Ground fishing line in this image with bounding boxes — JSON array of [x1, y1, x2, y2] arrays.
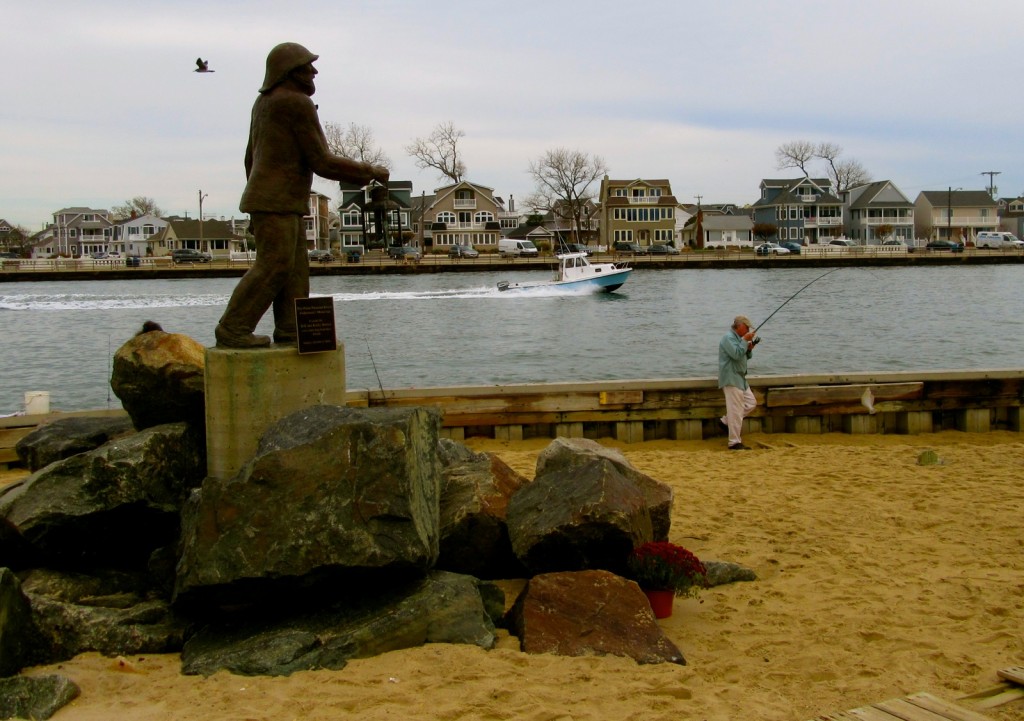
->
[[364, 335, 386, 404], [753, 268, 841, 336], [106, 334, 113, 407]]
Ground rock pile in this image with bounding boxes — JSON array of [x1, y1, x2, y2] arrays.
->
[[0, 332, 756, 716]]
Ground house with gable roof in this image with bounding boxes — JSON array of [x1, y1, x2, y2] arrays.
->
[[598, 177, 677, 250], [113, 213, 169, 257], [147, 218, 244, 259], [752, 178, 843, 245], [913, 190, 998, 243], [997, 196, 1024, 238], [417, 180, 504, 251], [50, 207, 115, 257], [842, 180, 915, 244], [337, 179, 413, 250]]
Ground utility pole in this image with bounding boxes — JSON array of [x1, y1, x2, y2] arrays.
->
[[198, 190, 208, 252], [980, 171, 1001, 199]]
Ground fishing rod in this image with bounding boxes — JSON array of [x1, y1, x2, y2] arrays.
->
[[752, 267, 841, 339]]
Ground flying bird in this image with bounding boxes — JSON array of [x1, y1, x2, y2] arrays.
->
[[195, 58, 214, 73]]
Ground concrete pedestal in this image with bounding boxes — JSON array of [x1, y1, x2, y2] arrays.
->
[[205, 345, 346, 480]]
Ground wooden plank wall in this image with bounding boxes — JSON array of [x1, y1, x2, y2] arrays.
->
[[346, 370, 1024, 443], [2, 371, 1021, 469]]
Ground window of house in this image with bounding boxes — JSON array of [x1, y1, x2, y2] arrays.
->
[[455, 189, 473, 201], [474, 211, 494, 223], [342, 211, 361, 226], [615, 189, 627, 197], [436, 211, 455, 224], [143, 225, 155, 236]]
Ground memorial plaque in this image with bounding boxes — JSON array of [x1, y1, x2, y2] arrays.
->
[[294, 297, 338, 354]]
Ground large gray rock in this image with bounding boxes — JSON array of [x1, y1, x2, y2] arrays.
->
[[15, 414, 136, 472], [505, 570, 685, 665], [507, 457, 652, 575], [175, 405, 442, 610], [437, 438, 529, 578], [181, 571, 496, 676], [0, 674, 80, 720], [19, 568, 191, 663], [0, 568, 43, 677], [0, 422, 205, 569], [110, 330, 206, 430], [536, 437, 674, 541]]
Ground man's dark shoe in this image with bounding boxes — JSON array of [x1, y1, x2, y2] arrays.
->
[[215, 324, 271, 349], [727, 443, 750, 451], [717, 419, 728, 432]]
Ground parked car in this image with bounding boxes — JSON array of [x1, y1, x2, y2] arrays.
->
[[388, 245, 422, 261], [613, 241, 647, 255], [448, 244, 479, 259], [925, 240, 965, 253], [555, 242, 593, 256], [828, 239, 855, 247], [780, 242, 803, 254], [89, 252, 110, 259], [881, 239, 907, 247], [755, 242, 791, 256], [171, 248, 212, 263], [648, 243, 680, 255], [308, 249, 335, 263]]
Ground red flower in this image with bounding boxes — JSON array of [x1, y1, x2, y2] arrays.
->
[[627, 541, 708, 597]]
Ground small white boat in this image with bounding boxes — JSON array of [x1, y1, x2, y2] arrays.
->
[[497, 252, 631, 293]]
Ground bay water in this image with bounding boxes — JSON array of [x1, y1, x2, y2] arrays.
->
[[1, 264, 1020, 414]]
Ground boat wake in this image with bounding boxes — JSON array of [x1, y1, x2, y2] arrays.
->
[[0, 292, 228, 311], [323, 285, 589, 302]]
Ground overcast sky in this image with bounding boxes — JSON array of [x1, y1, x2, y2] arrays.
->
[[4, 0, 1022, 230]]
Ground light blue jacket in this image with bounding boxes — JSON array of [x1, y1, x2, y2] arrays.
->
[[718, 330, 750, 390]]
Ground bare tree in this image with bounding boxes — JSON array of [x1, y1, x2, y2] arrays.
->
[[829, 158, 871, 193], [110, 196, 163, 220], [527, 148, 608, 244], [405, 121, 466, 184], [774, 141, 817, 176], [324, 121, 392, 169], [776, 140, 871, 193]]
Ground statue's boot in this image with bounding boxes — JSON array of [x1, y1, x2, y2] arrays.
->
[[273, 330, 297, 344], [215, 323, 271, 348]]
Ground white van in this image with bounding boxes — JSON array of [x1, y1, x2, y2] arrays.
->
[[976, 231, 1024, 249], [498, 239, 539, 258]]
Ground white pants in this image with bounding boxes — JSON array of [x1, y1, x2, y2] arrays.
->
[[721, 385, 756, 446]]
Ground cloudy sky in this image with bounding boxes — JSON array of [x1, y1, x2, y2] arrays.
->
[[3, 0, 1022, 230]]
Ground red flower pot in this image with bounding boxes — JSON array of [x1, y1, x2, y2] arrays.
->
[[643, 589, 674, 619]]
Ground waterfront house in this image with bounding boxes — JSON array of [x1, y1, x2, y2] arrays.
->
[[696, 214, 754, 248], [415, 180, 504, 252], [752, 178, 844, 246], [678, 203, 751, 248], [50, 207, 115, 257], [113, 214, 169, 257], [997, 196, 1024, 238], [337, 180, 413, 251], [913, 190, 999, 243], [597, 177, 677, 250], [149, 218, 244, 259], [842, 180, 915, 244], [306, 191, 333, 252]]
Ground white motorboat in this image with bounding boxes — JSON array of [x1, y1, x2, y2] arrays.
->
[[497, 252, 631, 293]]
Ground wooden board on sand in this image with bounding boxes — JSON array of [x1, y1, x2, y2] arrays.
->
[[808, 692, 993, 721]]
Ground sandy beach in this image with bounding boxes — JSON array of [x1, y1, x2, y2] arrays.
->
[[14, 430, 1024, 721]]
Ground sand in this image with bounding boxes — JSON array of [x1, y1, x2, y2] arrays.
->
[[15, 431, 1024, 721]]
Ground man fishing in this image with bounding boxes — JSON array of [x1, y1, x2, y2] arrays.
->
[[718, 315, 758, 450]]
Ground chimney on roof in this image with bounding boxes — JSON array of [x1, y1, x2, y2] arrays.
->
[[509, 195, 514, 212]]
